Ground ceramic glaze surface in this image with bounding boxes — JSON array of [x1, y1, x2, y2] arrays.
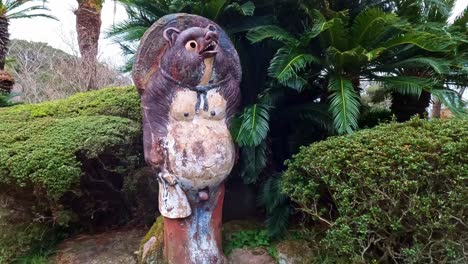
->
[[165, 89, 235, 190]]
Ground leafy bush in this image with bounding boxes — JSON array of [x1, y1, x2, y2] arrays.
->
[[283, 118, 468, 263], [0, 86, 143, 262]]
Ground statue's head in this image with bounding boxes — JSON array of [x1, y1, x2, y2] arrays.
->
[[160, 24, 220, 86]]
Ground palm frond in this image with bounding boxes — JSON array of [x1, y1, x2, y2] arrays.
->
[[247, 25, 296, 44], [268, 47, 319, 91], [328, 75, 360, 134], [236, 103, 271, 147], [6, 3, 56, 20]]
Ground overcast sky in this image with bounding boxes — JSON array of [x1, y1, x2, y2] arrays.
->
[[10, 0, 128, 67], [9, 0, 468, 68]]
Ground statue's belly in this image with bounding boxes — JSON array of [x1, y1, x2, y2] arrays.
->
[[165, 119, 235, 190]]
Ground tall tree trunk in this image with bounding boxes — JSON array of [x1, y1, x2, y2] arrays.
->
[[0, 15, 13, 93], [75, 0, 102, 90]]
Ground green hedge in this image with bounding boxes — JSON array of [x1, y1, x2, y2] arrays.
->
[[0, 86, 142, 262], [283, 118, 468, 263], [0, 86, 140, 122]]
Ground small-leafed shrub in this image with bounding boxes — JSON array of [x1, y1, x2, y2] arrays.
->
[[283, 118, 468, 263]]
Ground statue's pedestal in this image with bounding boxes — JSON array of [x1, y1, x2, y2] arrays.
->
[[163, 184, 225, 264]]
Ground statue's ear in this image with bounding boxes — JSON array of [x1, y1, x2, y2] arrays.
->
[[206, 24, 216, 32], [163, 27, 181, 47]]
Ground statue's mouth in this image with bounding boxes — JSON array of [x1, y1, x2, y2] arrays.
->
[[200, 40, 218, 59]]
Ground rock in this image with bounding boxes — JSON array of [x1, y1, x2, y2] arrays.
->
[[228, 248, 275, 264], [138, 216, 165, 264], [50, 228, 145, 264], [276, 240, 316, 264]]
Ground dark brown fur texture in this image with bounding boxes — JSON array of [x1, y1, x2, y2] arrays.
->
[[133, 14, 241, 170]]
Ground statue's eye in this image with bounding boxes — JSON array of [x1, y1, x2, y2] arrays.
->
[[185, 40, 198, 52]]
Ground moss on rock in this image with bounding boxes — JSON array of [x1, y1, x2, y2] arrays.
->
[[139, 216, 165, 264]]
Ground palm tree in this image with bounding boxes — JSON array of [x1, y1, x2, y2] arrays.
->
[[75, 0, 104, 90], [0, 0, 55, 93], [247, 7, 466, 134]]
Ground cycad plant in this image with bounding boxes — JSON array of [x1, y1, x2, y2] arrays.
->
[[247, 7, 466, 134], [0, 0, 55, 92], [387, 0, 468, 119]]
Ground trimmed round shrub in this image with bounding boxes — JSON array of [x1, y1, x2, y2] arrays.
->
[[283, 118, 468, 263]]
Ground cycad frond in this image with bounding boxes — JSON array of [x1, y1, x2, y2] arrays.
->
[[376, 76, 434, 97], [247, 25, 296, 44], [196, 0, 228, 20], [431, 88, 467, 116], [260, 173, 291, 237], [322, 12, 349, 51], [328, 75, 360, 134], [285, 103, 333, 131], [268, 47, 319, 91], [384, 32, 453, 52], [225, 1, 255, 16], [239, 141, 267, 184], [236, 103, 271, 147], [298, 9, 330, 44], [375, 57, 451, 74], [325, 46, 368, 74], [350, 8, 399, 47]]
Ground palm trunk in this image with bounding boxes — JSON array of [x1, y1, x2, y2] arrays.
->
[[75, 0, 102, 90], [0, 15, 13, 93], [431, 98, 442, 118], [0, 15, 9, 70]]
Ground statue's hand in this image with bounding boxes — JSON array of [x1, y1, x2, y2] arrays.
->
[[158, 172, 177, 186]]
